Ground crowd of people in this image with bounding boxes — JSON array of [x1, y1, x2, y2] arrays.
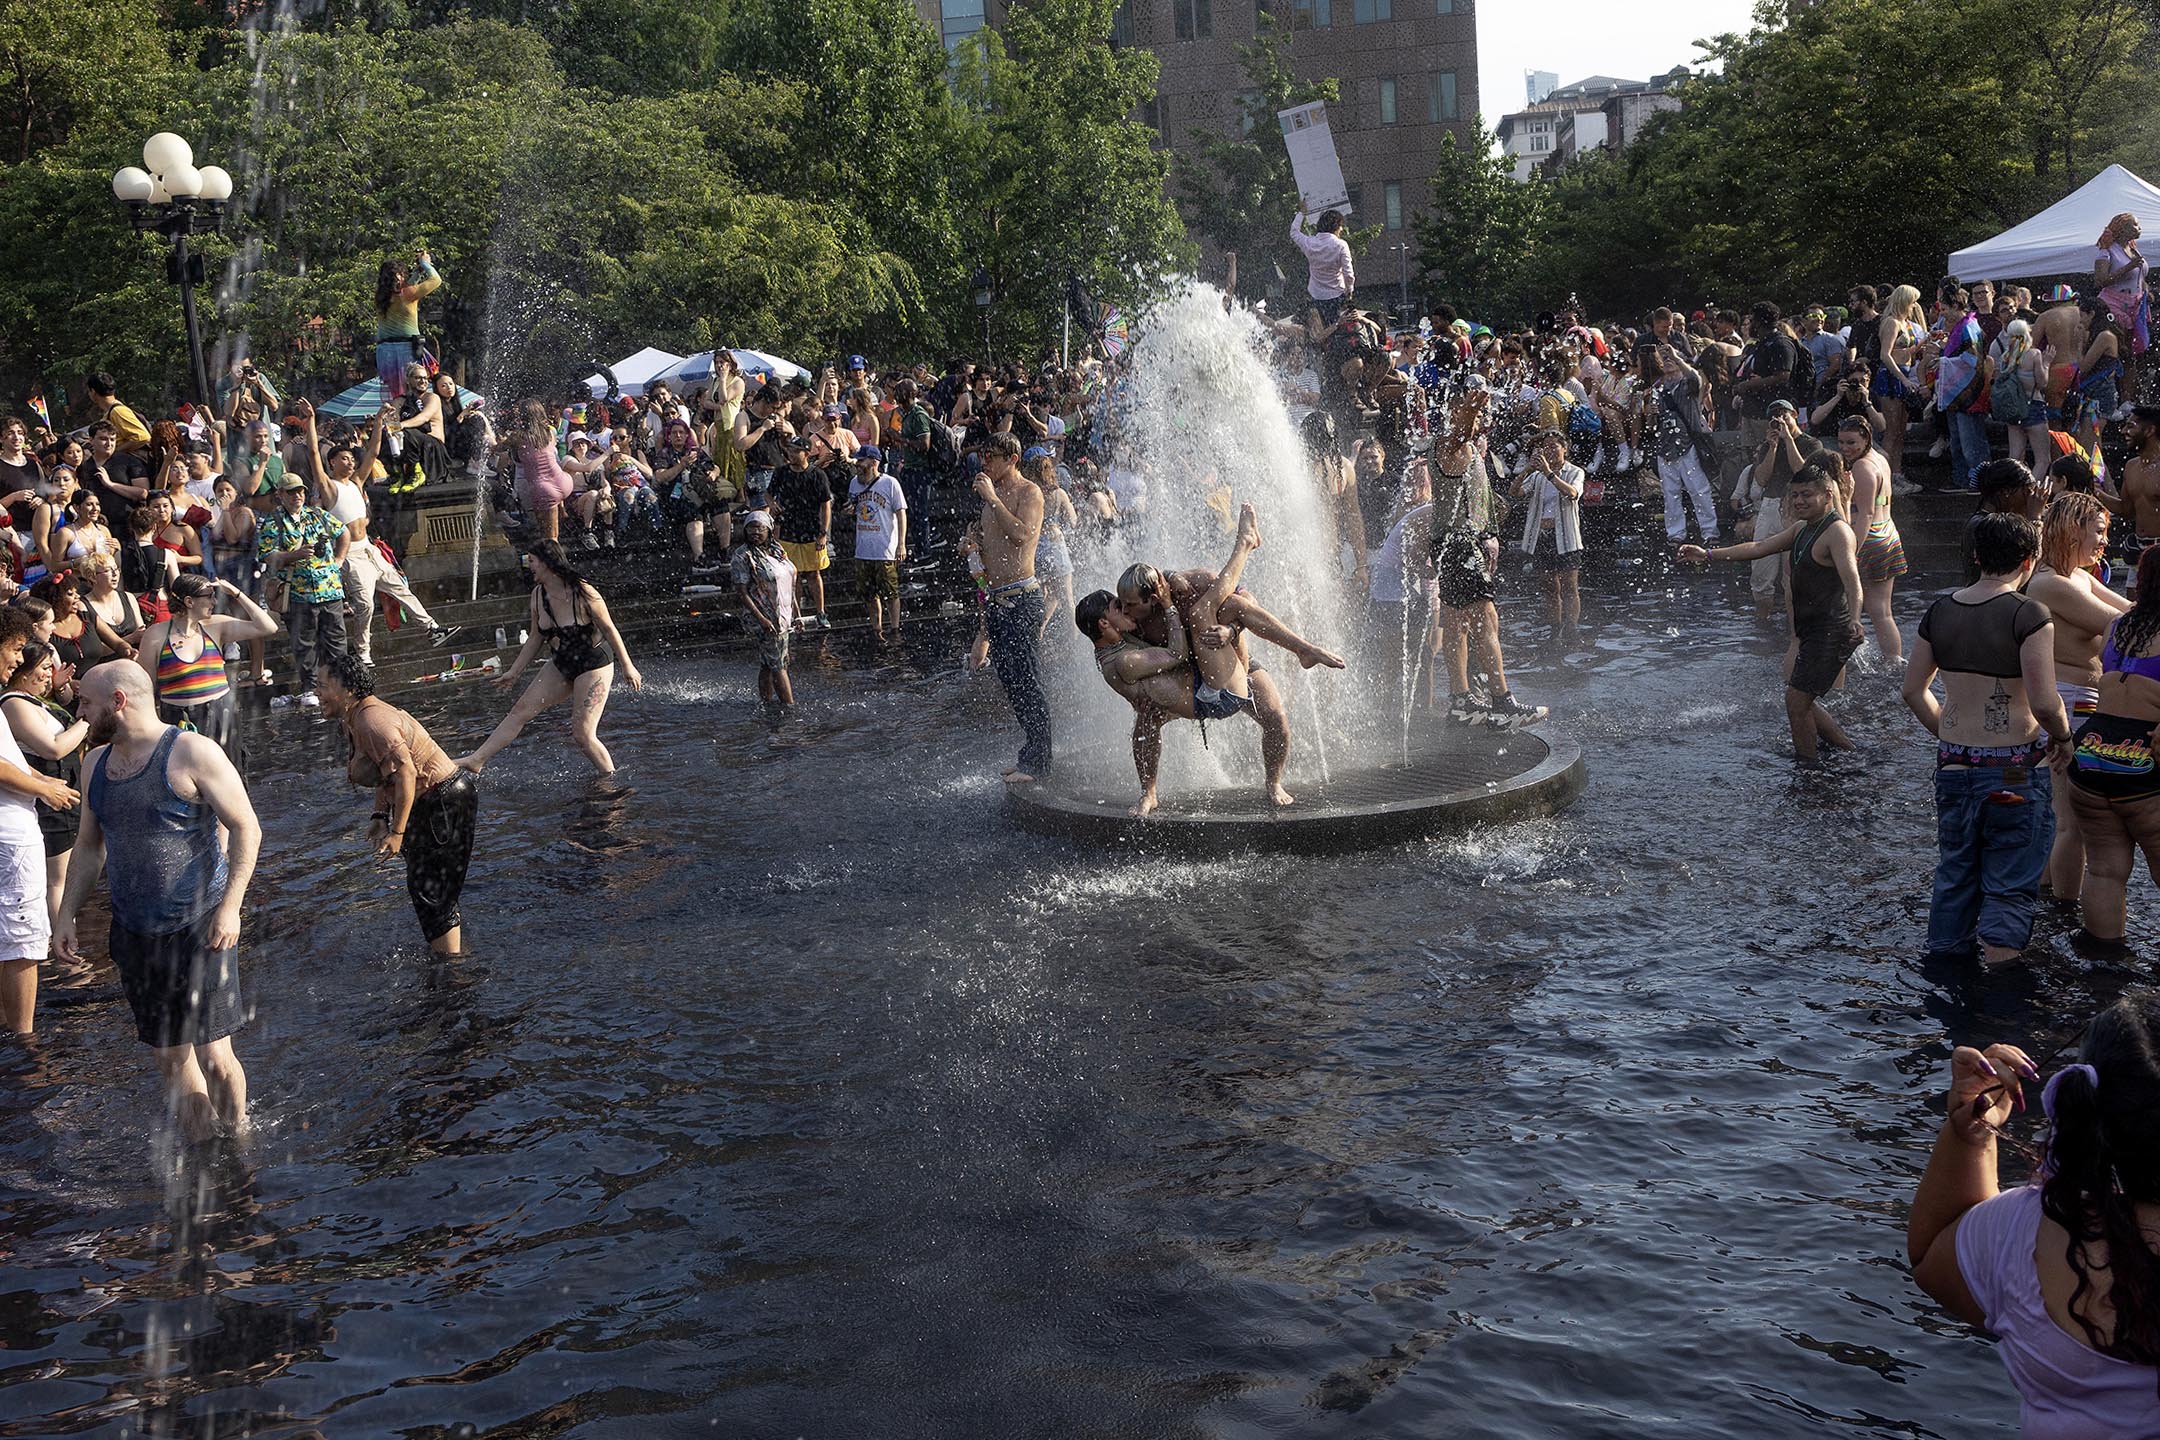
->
[[1, 209, 2159, 1425]]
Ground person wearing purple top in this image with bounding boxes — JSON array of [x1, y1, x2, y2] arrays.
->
[[1908, 993, 2160, 1436]]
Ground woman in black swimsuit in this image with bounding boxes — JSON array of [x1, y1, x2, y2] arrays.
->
[[455, 540, 642, 776]]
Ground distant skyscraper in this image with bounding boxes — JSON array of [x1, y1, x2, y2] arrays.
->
[[1525, 70, 1559, 105]]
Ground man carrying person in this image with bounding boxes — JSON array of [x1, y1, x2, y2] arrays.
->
[[57, 661, 262, 1143], [973, 434, 1051, 783], [316, 650, 478, 957], [1289, 207, 1356, 330], [847, 446, 907, 641], [1081, 503, 1292, 815], [86, 371, 150, 456]]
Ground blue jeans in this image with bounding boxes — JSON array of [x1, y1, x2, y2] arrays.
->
[[1928, 763, 2055, 956], [984, 586, 1052, 777], [1948, 409, 1990, 490]]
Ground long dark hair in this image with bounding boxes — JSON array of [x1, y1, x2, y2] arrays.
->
[[2041, 990, 2160, 1382], [526, 539, 592, 598], [375, 259, 405, 316], [2109, 548, 2160, 660]]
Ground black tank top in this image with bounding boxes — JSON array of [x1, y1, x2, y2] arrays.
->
[[1789, 517, 1852, 632]]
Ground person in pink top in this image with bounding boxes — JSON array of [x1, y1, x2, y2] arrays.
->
[[1908, 992, 2160, 1437], [492, 399, 575, 541]]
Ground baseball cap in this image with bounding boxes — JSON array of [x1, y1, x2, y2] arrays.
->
[[787, 435, 814, 449], [1767, 398, 1797, 416], [741, 508, 774, 528], [1022, 445, 1053, 462], [856, 444, 882, 462], [274, 473, 306, 491], [848, 354, 867, 369], [823, 403, 844, 417]]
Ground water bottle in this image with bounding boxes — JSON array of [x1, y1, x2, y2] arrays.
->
[[517, 628, 529, 644], [939, 599, 966, 618], [494, 626, 508, 648]]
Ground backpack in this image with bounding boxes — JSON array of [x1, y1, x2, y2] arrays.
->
[[1990, 349, 2034, 422], [923, 411, 961, 477], [1788, 338, 1816, 408]]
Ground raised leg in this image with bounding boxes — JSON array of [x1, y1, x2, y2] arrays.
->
[[459, 666, 572, 771]]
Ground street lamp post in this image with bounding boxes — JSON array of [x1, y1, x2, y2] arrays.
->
[[1391, 241, 1413, 325], [112, 132, 233, 408], [971, 267, 995, 361]]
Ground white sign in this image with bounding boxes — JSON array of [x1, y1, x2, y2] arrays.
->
[[1279, 101, 1351, 220]]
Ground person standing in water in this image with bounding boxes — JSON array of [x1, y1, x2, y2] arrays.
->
[[1681, 464, 1865, 761], [2025, 493, 2127, 904], [57, 661, 262, 1142], [731, 510, 796, 707], [317, 651, 478, 957], [457, 540, 641, 777], [973, 434, 1050, 783]]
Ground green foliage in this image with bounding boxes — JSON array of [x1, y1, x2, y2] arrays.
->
[[1523, 0, 2160, 322], [1172, 16, 1338, 302], [0, 0, 1188, 406], [1411, 122, 1548, 326]]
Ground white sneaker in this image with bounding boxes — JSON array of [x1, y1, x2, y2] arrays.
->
[[297, 691, 321, 709], [1928, 438, 1949, 459], [1615, 442, 1634, 470], [1891, 478, 1920, 497], [269, 694, 296, 709]]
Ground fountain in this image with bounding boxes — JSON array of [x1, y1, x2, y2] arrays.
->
[[1006, 283, 1584, 851]]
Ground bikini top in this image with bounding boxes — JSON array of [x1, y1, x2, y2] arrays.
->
[[2102, 619, 2160, 682]]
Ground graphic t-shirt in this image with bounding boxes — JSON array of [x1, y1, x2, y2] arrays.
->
[[849, 473, 908, 561]]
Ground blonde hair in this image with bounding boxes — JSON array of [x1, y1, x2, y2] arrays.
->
[[1886, 284, 1923, 324], [2041, 492, 2108, 576]]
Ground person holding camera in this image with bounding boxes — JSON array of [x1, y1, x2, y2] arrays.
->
[[256, 470, 350, 708], [1810, 364, 1885, 436], [657, 415, 730, 573]]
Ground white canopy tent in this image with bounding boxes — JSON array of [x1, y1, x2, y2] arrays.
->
[[584, 346, 687, 397], [1949, 164, 2160, 282]]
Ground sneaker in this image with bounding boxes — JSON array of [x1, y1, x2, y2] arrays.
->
[[430, 625, 464, 646], [269, 694, 296, 709], [256, 669, 274, 686], [1482, 691, 1549, 728], [1445, 695, 1480, 725], [1891, 478, 1920, 497], [297, 691, 321, 709], [1928, 437, 1949, 460], [580, 531, 600, 549]]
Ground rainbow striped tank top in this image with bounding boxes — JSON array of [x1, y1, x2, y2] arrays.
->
[[156, 628, 229, 706]]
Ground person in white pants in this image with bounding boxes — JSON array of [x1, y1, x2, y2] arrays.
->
[[294, 400, 459, 665], [1641, 346, 1723, 548]]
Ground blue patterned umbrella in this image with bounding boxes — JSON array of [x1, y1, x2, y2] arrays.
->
[[316, 376, 482, 420]]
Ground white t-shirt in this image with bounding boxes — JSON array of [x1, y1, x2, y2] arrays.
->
[[1369, 502, 1432, 604], [0, 722, 43, 849], [849, 474, 908, 561]]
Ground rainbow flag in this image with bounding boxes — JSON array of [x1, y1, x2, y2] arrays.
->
[[1101, 308, 1129, 358], [26, 389, 48, 429]]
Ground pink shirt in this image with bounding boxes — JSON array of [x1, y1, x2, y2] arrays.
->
[[1956, 1185, 2160, 1438], [1290, 212, 1355, 301]]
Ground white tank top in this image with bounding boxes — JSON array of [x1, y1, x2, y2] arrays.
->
[[327, 479, 366, 525]]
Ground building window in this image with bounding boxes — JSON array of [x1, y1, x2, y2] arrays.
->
[[1238, 89, 1258, 135], [1385, 181, 1403, 230], [1435, 0, 1451, 10], [1351, 0, 1389, 20], [1111, 0, 1135, 45], [1293, 0, 1330, 28], [1428, 71, 1457, 122], [941, 0, 985, 49], [1175, 0, 1212, 39], [1379, 77, 1396, 125]]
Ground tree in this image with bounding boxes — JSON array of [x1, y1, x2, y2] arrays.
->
[[947, 0, 1192, 356], [1411, 122, 1548, 325], [1172, 15, 1337, 303]]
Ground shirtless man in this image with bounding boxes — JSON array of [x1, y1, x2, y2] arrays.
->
[[1083, 505, 1280, 815], [2032, 286, 2089, 426], [2025, 492, 2128, 901], [2117, 406, 2160, 585], [973, 434, 1050, 782], [1106, 543, 1344, 810]]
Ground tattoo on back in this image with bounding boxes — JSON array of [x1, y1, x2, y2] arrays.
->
[[1983, 682, 2011, 733]]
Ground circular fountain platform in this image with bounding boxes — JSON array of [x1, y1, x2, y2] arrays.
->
[[1007, 719, 1585, 852]]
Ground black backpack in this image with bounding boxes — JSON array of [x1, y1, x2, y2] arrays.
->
[[923, 411, 961, 477], [1787, 337, 1816, 408]]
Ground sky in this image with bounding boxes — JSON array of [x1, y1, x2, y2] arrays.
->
[[1474, 0, 1760, 126]]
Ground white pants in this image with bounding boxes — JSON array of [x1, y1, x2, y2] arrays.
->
[[1656, 450, 1720, 542], [1749, 496, 1783, 597], [343, 542, 438, 663]]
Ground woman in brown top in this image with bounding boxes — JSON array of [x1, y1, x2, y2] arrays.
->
[[316, 650, 478, 957]]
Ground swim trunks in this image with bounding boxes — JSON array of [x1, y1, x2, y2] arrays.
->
[[109, 907, 246, 1048], [1193, 675, 1255, 722], [1789, 623, 1860, 699]]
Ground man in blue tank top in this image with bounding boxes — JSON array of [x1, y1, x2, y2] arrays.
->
[[56, 661, 262, 1143]]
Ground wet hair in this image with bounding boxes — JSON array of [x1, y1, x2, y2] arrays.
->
[[2132, 403, 2160, 432], [2050, 453, 2098, 492], [1299, 408, 1340, 458], [984, 433, 1022, 461], [525, 538, 589, 594], [317, 647, 376, 700], [2114, 549, 2160, 659], [1970, 510, 2040, 577], [375, 258, 406, 315], [1836, 415, 1873, 439], [170, 572, 216, 603], [1074, 589, 1117, 641], [1975, 457, 2035, 501], [2040, 492, 2108, 575], [2040, 991, 2160, 1382], [7, 639, 52, 688], [13, 596, 52, 626], [1115, 562, 1162, 603]]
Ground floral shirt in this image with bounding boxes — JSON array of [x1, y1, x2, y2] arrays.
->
[[257, 505, 346, 604]]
